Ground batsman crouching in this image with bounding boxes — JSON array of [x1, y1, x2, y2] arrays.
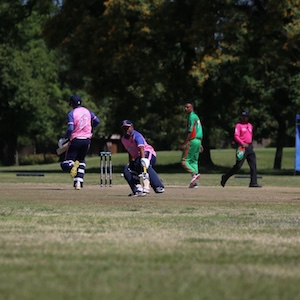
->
[[58, 94, 100, 190], [121, 120, 164, 197]]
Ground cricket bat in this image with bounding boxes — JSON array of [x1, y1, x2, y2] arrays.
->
[[141, 166, 150, 191], [56, 142, 69, 155]]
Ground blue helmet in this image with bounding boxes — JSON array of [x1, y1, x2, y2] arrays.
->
[[69, 94, 82, 107]]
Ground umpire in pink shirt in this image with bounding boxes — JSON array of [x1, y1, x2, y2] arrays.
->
[[221, 110, 262, 188]]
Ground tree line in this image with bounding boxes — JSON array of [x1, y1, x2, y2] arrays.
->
[[1, 0, 300, 168]]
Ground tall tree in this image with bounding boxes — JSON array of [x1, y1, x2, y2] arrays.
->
[[43, 0, 300, 169], [44, 0, 199, 150], [190, 0, 300, 168], [0, 0, 67, 165]]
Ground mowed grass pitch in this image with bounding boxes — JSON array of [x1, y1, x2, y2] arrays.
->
[[0, 148, 300, 300], [1, 178, 300, 300]]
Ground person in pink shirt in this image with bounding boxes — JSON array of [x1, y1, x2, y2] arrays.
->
[[221, 110, 262, 188], [58, 94, 100, 190]]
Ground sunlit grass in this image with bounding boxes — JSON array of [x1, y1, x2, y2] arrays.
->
[[0, 184, 300, 300]]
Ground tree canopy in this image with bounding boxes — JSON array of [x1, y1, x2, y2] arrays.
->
[[1, 0, 300, 167]]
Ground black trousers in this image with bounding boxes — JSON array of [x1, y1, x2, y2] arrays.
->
[[224, 144, 258, 184]]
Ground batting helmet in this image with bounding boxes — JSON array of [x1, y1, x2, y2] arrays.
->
[[69, 94, 82, 107], [121, 120, 133, 127]]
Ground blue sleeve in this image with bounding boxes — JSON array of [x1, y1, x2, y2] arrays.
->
[[64, 111, 74, 139], [65, 125, 73, 139], [134, 131, 145, 145], [90, 111, 100, 128]]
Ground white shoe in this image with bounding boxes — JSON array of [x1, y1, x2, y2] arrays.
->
[[70, 160, 79, 178], [189, 174, 200, 188], [189, 182, 198, 189], [143, 188, 150, 194], [155, 187, 165, 193], [74, 181, 81, 190], [128, 191, 146, 197]]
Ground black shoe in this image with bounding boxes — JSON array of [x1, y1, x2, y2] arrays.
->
[[249, 183, 262, 188], [221, 175, 226, 187]]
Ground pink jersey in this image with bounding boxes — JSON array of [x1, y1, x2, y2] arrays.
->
[[121, 129, 156, 160], [69, 107, 93, 140], [234, 122, 253, 145]]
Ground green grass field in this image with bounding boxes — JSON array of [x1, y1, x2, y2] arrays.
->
[[0, 149, 300, 300]]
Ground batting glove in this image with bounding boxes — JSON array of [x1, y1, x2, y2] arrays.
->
[[141, 158, 150, 169], [58, 137, 69, 148]]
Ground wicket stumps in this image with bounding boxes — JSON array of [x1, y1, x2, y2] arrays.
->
[[100, 151, 112, 187]]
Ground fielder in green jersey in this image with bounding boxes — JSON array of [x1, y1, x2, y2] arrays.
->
[[181, 102, 203, 188]]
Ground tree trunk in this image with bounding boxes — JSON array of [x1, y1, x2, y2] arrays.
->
[[200, 131, 214, 168], [0, 134, 18, 166], [273, 118, 287, 169], [273, 146, 283, 170]]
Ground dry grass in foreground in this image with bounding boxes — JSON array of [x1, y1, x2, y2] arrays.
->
[[0, 183, 300, 300]]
